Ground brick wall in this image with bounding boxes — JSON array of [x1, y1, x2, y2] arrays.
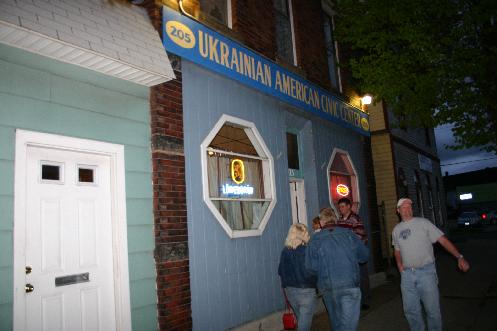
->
[[151, 65, 192, 330], [232, 0, 276, 58], [292, 0, 331, 90], [232, 0, 331, 89], [143, 1, 192, 330]]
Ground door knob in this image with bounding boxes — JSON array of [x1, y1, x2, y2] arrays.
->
[[26, 266, 32, 274], [25, 284, 34, 293]]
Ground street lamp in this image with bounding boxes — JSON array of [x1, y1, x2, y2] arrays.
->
[[361, 94, 372, 105]]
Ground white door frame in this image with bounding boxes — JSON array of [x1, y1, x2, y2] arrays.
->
[[289, 179, 308, 226], [13, 129, 132, 331]]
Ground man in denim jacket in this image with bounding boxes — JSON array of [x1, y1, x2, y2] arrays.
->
[[306, 208, 369, 331]]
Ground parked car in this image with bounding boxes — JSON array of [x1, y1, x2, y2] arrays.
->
[[487, 211, 497, 225], [480, 211, 491, 226], [457, 211, 482, 228]]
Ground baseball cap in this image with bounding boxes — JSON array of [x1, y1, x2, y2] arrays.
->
[[397, 198, 413, 208]]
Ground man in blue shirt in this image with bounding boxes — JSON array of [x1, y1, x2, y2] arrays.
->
[[306, 208, 369, 331]]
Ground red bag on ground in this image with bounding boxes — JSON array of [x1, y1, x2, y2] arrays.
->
[[282, 288, 297, 330]]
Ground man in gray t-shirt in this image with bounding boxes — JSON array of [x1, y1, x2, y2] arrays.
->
[[393, 198, 469, 331], [392, 217, 444, 268]]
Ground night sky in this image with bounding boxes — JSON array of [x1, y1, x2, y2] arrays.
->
[[435, 124, 497, 176]]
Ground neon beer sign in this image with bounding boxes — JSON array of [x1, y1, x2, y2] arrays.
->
[[231, 159, 245, 184], [336, 184, 350, 197], [222, 184, 254, 196]]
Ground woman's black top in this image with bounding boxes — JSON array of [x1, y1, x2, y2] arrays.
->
[[278, 245, 317, 288]]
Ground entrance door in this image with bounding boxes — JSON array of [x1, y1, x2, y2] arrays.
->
[[289, 180, 307, 225], [14, 130, 131, 331]]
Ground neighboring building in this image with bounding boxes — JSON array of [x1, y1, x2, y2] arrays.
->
[[368, 101, 447, 261], [444, 167, 497, 216], [0, 1, 174, 330], [143, 0, 381, 329]]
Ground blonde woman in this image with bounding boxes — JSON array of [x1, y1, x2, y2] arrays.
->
[[278, 224, 318, 331]]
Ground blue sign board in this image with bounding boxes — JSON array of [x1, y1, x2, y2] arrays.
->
[[162, 6, 370, 136]]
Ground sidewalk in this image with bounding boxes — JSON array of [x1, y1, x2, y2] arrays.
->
[[311, 226, 497, 330], [234, 227, 497, 331], [310, 276, 409, 331]]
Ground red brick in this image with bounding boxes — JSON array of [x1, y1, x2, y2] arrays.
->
[[292, 0, 331, 90], [144, 1, 191, 328], [232, 0, 276, 58]]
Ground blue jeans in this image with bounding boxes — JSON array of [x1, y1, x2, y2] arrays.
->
[[285, 287, 318, 331], [322, 287, 361, 331], [400, 263, 442, 331]]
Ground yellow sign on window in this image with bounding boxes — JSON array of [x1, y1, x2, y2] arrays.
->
[[231, 159, 245, 184]]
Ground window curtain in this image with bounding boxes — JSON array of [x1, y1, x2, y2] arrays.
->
[[207, 153, 265, 230]]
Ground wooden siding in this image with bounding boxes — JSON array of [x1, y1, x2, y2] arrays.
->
[[393, 141, 447, 227], [371, 133, 398, 257], [0, 44, 156, 331], [182, 62, 288, 331], [182, 61, 372, 330], [367, 100, 386, 132]]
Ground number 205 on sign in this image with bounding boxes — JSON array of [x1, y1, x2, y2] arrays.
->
[[166, 21, 196, 48]]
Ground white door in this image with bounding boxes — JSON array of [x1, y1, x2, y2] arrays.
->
[[289, 180, 307, 225], [21, 145, 116, 330]]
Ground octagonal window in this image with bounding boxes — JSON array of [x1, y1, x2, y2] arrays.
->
[[201, 115, 276, 238], [327, 149, 360, 212]]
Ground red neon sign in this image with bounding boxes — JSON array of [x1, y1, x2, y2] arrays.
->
[[336, 184, 350, 197]]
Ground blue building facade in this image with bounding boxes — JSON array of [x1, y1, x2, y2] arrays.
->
[[182, 61, 371, 329], [152, 2, 378, 329]]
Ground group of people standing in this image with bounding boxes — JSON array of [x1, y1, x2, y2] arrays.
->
[[278, 197, 470, 331], [278, 197, 368, 331]]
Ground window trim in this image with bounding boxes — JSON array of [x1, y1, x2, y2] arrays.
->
[[77, 164, 98, 186], [200, 114, 277, 238], [286, 128, 303, 178], [288, 0, 297, 66], [327, 148, 361, 215], [40, 160, 64, 184], [227, 0, 232, 29]]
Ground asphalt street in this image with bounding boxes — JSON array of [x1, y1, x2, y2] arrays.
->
[[310, 225, 497, 331]]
